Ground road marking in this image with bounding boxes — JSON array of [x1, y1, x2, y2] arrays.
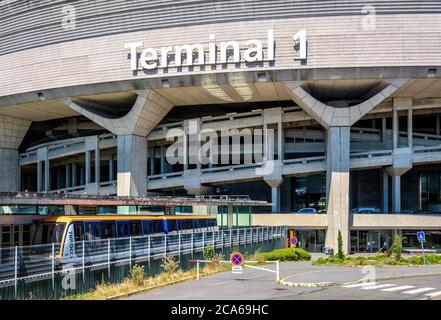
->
[[426, 291, 441, 298], [381, 285, 416, 292], [342, 282, 377, 288], [361, 284, 395, 290], [402, 287, 435, 295]]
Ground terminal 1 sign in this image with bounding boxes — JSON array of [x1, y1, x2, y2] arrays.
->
[[124, 29, 306, 71]]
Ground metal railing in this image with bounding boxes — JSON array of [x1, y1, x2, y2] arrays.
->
[[0, 226, 286, 297]]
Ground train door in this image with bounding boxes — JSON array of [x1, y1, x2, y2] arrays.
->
[[84, 222, 101, 255]]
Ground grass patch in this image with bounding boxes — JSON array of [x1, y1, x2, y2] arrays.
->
[[312, 253, 441, 267], [63, 254, 229, 300]]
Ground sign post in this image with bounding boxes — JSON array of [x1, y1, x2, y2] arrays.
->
[[230, 252, 244, 274], [417, 231, 426, 265]]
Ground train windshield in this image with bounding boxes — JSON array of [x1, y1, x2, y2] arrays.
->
[[33, 223, 66, 245]]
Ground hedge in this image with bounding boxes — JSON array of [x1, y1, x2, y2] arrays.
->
[[263, 248, 311, 262]]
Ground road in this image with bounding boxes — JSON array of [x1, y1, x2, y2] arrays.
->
[[127, 262, 441, 300]]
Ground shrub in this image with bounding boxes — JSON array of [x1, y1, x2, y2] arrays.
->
[[336, 230, 345, 260], [129, 264, 145, 285], [387, 234, 403, 260], [161, 255, 179, 274], [294, 248, 311, 260], [203, 245, 215, 261], [263, 248, 311, 262]]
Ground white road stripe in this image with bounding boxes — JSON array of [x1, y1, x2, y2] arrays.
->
[[426, 291, 441, 298], [381, 285, 416, 292], [342, 282, 377, 288], [361, 284, 395, 290], [402, 287, 435, 294]]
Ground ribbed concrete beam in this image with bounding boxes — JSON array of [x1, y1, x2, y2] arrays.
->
[[63, 90, 173, 137], [282, 79, 408, 129]]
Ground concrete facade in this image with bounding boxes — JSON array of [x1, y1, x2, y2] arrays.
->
[[2, 1, 441, 251]]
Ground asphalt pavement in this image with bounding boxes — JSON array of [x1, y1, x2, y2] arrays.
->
[[126, 261, 441, 300]]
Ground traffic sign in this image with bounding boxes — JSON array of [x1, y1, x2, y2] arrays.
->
[[417, 231, 426, 242], [291, 236, 298, 247], [232, 266, 243, 274], [230, 252, 244, 266]]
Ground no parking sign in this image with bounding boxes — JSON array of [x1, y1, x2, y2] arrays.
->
[[291, 236, 298, 248]]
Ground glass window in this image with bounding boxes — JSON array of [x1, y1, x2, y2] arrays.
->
[[2, 225, 10, 246], [153, 221, 163, 233], [102, 222, 116, 239], [143, 221, 152, 235], [33, 223, 66, 245], [182, 220, 193, 230], [130, 222, 142, 236], [22, 225, 31, 246], [167, 220, 177, 232], [74, 224, 84, 242]]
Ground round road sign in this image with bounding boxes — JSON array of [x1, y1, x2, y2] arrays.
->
[[291, 236, 298, 247], [230, 252, 244, 266]]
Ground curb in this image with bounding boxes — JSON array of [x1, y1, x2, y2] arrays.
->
[[279, 271, 441, 288]]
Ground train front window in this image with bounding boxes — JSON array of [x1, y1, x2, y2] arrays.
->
[[33, 223, 66, 245]]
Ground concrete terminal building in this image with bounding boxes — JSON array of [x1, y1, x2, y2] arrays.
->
[[2, 0, 441, 253]]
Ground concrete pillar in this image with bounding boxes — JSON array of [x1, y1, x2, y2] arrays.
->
[[44, 160, 49, 192], [277, 121, 284, 161], [393, 103, 399, 149], [37, 161, 43, 192], [160, 142, 165, 174], [382, 117, 387, 148], [109, 156, 114, 181], [85, 150, 91, 184], [65, 163, 70, 189], [325, 126, 350, 254], [407, 107, 413, 149], [117, 135, 147, 196], [95, 147, 100, 185], [0, 149, 20, 192], [392, 175, 401, 213], [271, 187, 281, 213], [72, 163, 77, 187], [149, 147, 155, 176], [383, 170, 389, 213]]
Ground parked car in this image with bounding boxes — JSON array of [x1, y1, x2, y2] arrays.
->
[[350, 207, 380, 214], [297, 207, 318, 214]]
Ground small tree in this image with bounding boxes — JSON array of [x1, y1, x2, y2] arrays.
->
[[393, 234, 402, 260], [336, 230, 345, 260], [161, 255, 179, 274], [386, 234, 403, 260], [129, 264, 145, 285]]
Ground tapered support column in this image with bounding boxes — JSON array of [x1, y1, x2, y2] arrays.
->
[[325, 126, 350, 254], [95, 147, 100, 185], [271, 187, 281, 213], [85, 150, 91, 184], [117, 135, 147, 196]]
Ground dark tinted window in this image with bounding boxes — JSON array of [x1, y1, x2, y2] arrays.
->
[[74, 224, 84, 242], [143, 221, 152, 235], [130, 222, 142, 236], [102, 223, 116, 239], [153, 221, 164, 233]]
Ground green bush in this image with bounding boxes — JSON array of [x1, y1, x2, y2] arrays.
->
[[203, 245, 215, 260], [129, 264, 145, 285], [263, 248, 311, 262]]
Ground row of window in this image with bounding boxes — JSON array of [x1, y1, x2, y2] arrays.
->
[[72, 219, 217, 242]]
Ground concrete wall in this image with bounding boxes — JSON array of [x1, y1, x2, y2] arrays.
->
[[252, 213, 327, 228], [2, 13, 441, 101], [0, 149, 19, 192]]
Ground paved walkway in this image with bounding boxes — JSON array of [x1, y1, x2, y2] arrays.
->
[[126, 261, 441, 300]]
